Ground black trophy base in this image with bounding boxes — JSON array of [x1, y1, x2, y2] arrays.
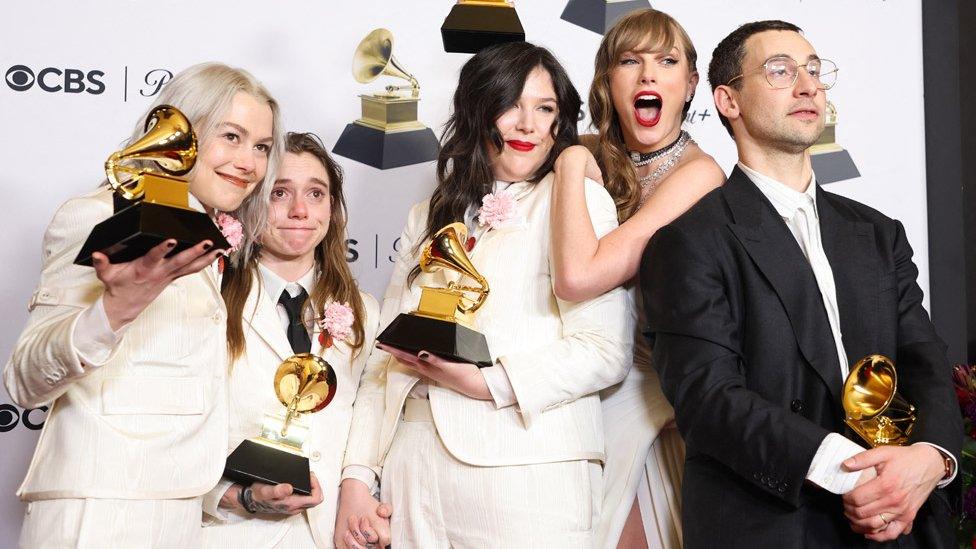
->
[[332, 124, 438, 170], [378, 313, 493, 369], [224, 439, 312, 496], [441, 3, 525, 54], [74, 201, 229, 266], [560, 0, 651, 35], [811, 149, 861, 184]]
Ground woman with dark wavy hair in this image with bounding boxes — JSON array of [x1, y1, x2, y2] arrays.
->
[[550, 9, 726, 549], [335, 41, 634, 548]]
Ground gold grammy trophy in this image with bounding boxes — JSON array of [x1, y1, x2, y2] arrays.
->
[[74, 105, 229, 265], [377, 223, 493, 368], [560, 0, 651, 35], [441, 0, 525, 53], [842, 354, 916, 447], [331, 28, 439, 170], [224, 353, 338, 496], [809, 101, 861, 184]]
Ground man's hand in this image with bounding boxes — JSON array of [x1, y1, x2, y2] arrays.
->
[[335, 478, 393, 549], [219, 474, 324, 516], [378, 343, 491, 400], [95, 239, 224, 330], [842, 445, 944, 542]]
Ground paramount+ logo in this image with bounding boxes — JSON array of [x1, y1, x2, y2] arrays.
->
[[5, 65, 105, 94]]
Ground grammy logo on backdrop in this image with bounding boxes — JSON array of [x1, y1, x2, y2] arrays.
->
[[332, 28, 439, 170], [809, 101, 860, 184], [441, 0, 525, 54], [560, 0, 651, 35]]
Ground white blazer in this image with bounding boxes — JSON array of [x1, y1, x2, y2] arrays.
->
[[201, 277, 380, 549], [344, 173, 635, 476], [3, 187, 229, 500]]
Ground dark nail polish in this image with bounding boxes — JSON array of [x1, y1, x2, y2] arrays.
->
[[166, 241, 176, 248], [202, 242, 213, 251], [418, 351, 430, 360]]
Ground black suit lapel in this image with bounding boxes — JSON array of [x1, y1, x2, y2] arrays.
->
[[817, 188, 880, 368], [724, 167, 844, 405]]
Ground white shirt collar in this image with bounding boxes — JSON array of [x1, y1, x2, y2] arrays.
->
[[257, 262, 315, 305], [738, 161, 819, 220], [187, 193, 207, 214]]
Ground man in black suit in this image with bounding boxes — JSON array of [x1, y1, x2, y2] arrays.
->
[[640, 20, 962, 547]]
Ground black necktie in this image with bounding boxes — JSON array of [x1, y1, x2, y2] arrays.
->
[[279, 287, 311, 354]]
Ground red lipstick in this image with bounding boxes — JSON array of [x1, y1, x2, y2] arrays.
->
[[506, 140, 536, 152]]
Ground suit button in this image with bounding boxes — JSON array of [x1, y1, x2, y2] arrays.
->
[[212, 312, 222, 324], [43, 376, 56, 386], [310, 451, 321, 461], [791, 399, 804, 413]]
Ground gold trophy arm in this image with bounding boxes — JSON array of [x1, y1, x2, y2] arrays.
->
[[104, 154, 146, 201]]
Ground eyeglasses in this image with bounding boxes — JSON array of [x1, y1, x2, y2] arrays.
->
[[727, 56, 838, 90]]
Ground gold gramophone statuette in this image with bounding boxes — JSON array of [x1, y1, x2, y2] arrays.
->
[[415, 222, 489, 327], [224, 354, 338, 496], [377, 223, 493, 368], [842, 354, 916, 446], [74, 104, 230, 266], [332, 28, 439, 170]]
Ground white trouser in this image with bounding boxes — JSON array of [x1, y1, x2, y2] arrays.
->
[[19, 496, 203, 549], [381, 398, 601, 549]]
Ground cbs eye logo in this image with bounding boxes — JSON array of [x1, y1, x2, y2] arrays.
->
[[0, 404, 47, 432], [5, 65, 105, 95]]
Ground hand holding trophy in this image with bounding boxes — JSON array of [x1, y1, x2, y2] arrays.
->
[[224, 353, 338, 496], [377, 222, 493, 368], [74, 105, 229, 265], [842, 354, 916, 447]]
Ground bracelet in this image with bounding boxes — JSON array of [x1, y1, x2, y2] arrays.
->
[[238, 485, 258, 514]]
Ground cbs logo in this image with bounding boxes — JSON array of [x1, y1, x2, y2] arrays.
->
[[0, 404, 47, 432], [5, 65, 105, 95]]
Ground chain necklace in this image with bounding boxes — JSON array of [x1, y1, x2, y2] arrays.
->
[[634, 130, 693, 206]]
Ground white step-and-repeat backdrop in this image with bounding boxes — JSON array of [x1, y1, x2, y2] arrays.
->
[[0, 0, 925, 542]]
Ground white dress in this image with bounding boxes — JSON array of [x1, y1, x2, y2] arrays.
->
[[596, 282, 685, 549]]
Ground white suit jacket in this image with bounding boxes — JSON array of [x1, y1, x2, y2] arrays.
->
[[201, 278, 380, 549], [3, 187, 229, 500], [344, 173, 635, 476]]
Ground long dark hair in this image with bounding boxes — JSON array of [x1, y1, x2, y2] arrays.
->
[[223, 132, 365, 363], [419, 41, 582, 247]]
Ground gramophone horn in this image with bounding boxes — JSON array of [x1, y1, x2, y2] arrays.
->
[[351, 28, 419, 90], [104, 105, 198, 201], [420, 222, 490, 313]]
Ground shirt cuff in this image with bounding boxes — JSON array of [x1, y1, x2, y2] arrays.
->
[[482, 363, 517, 409], [72, 296, 127, 367], [915, 442, 958, 488], [201, 478, 235, 523], [342, 465, 379, 495], [806, 433, 866, 494]]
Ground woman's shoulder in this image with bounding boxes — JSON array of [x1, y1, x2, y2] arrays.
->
[[670, 145, 726, 186]]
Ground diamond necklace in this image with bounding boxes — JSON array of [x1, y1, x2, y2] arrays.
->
[[634, 130, 693, 206]]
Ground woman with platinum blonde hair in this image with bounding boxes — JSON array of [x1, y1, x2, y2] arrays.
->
[[4, 61, 283, 548], [551, 9, 725, 548]]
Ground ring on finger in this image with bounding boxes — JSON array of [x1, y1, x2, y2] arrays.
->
[[879, 512, 891, 525]]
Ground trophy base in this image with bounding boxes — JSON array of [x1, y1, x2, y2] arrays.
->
[[224, 439, 312, 496], [378, 313, 493, 368], [811, 148, 860, 184], [560, 0, 651, 35], [74, 200, 230, 266], [441, 3, 525, 54], [332, 123, 438, 170]]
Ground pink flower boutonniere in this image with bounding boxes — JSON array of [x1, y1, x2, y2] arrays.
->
[[317, 302, 354, 349], [477, 190, 516, 230], [216, 212, 244, 253]]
